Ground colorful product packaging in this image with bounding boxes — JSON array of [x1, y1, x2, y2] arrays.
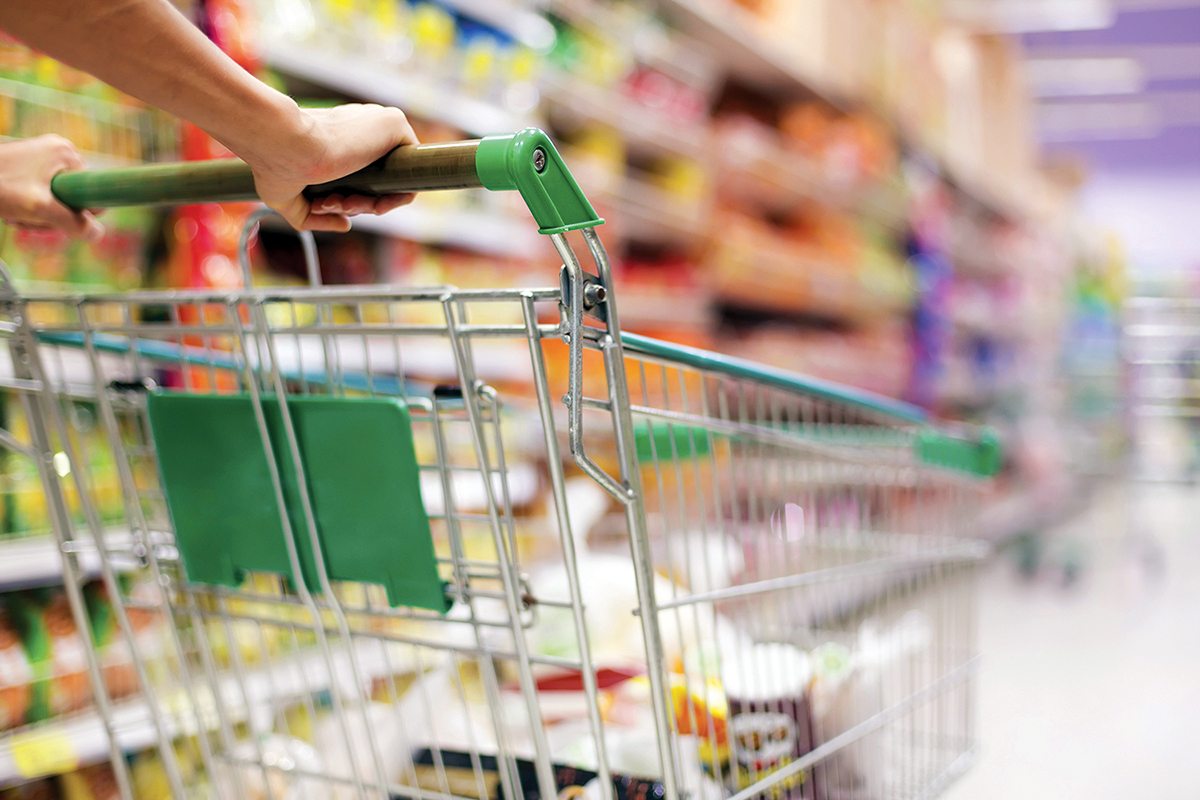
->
[[59, 762, 120, 800], [8, 590, 93, 723], [0, 778, 57, 800], [0, 605, 33, 730]]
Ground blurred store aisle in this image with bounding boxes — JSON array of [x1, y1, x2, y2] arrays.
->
[[947, 481, 1200, 799]]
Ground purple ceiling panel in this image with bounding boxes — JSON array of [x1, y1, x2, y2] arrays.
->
[[1024, 5, 1200, 171]]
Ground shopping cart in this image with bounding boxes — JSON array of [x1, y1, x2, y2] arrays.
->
[[0, 129, 996, 800]]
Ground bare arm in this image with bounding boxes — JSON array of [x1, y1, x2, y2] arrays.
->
[[0, 0, 417, 231]]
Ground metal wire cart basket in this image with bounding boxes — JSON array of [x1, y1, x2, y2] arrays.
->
[[0, 130, 997, 800]]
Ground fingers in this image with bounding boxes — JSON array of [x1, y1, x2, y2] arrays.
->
[[80, 211, 105, 241], [39, 138, 104, 240], [310, 193, 416, 217], [0, 136, 104, 240], [310, 194, 375, 216], [300, 213, 351, 233], [33, 196, 105, 241], [374, 193, 417, 214]]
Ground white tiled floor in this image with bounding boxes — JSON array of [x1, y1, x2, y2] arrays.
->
[[944, 481, 1200, 799]]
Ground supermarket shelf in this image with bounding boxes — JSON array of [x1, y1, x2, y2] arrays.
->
[[601, 176, 709, 246], [950, 310, 1021, 342], [652, 0, 844, 100], [439, 0, 557, 50], [710, 231, 908, 323], [263, 40, 536, 137], [264, 337, 537, 386], [348, 203, 545, 259], [0, 138, 142, 170], [0, 462, 542, 594], [715, 130, 907, 230], [713, 250, 859, 320], [949, 240, 1018, 279], [0, 530, 138, 591], [541, 70, 709, 158], [652, 0, 1031, 223], [0, 640, 406, 786], [617, 288, 715, 332], [420, 463, 540, 514], [548, 0, 720, 88]]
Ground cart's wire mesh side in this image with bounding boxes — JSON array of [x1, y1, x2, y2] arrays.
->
[[0, 282, 986, 800], [581, 340, 986, 800]]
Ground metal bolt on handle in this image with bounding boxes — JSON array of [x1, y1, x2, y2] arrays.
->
[[583, 283, 607, 308]]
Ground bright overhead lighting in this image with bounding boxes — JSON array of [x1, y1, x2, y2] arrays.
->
[[1037, 99, 1160, 141], [947, 0, 1116, 32], [1026, 58, 1144, 97]]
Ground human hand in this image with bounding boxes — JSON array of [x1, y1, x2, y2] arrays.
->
[[0, 135, 104, 239], [241, 103, 419, 232]]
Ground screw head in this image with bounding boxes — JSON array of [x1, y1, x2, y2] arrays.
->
[[532, 147, 547, 173], [584, 283, 607, 307]]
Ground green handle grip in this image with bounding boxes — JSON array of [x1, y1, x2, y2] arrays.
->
[[51, 139, 483, 209], [50, 127, 603, 235]]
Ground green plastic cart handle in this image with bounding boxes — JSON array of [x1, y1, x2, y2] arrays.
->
[[51, 127, 602, 236]]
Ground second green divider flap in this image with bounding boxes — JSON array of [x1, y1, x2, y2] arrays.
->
[[147, 393, 449, 613]]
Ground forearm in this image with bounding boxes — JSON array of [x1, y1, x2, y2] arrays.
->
[[0, 0, 311, 170]]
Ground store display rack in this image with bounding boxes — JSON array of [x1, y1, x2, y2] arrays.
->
[[0, 639, 402, 786]]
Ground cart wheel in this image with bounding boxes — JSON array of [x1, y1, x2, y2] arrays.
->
[[1052, 539, 1087, 587], [1010, 532, 1043, 579]]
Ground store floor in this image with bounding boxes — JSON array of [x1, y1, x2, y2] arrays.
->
[[944, 480, 1200, 799]]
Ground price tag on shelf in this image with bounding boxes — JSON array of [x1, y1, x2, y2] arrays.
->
[[10, 728, 79, 779]]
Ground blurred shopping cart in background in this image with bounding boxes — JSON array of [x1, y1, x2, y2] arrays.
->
[[1125, 296, 1200, 482], [0, 130, 997, 800]]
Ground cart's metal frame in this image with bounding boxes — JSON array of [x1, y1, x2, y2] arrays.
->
[[0, 129, 994, 800]]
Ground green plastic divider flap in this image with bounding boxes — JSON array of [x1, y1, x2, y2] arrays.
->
[[917, 428, 1002, 477], [147, 394, 449, 612], [475, 128, 604, 235], [635, 421, 712, 462]]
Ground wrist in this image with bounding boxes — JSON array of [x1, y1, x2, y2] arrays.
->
[[217, 90, 321, 178]]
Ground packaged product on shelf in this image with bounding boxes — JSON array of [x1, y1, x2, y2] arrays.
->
[[547, 16, 632, 89], [645, 155, 708, 201], [0, 208, 155, 292], [8, 589, 93, 723], [0, 392, 19, 536], [130, 739, 203, 800], [59, 762, 120, 800], [0, 32, 34, 81], [200, 573, 293, 670], [410, 1, 458, 71], [0, 778, 57, 800], [0, 605, 33, 730], [457, 20, 503, 100], [83, 579, 167, 701], [559, 126, 626, 195], [2, 392, 50, 535], [129, 749, 172, 800], [624, 66, 707, 124]]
